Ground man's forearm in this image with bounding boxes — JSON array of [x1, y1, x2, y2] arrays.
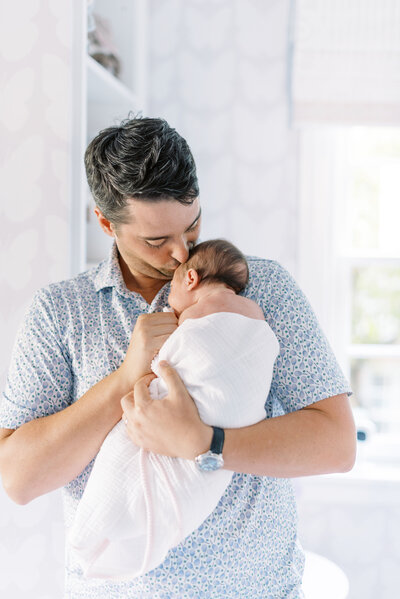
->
[[121, 367, 356, 476], [0, 370, 130, 505], [222, 394, 356, 477]]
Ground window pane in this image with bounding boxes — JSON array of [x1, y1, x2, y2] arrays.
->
[[351, 357, 400, 434], [352, 265, 400, 344], [348, 166, 380, 250], [345, 127, 400, 254]]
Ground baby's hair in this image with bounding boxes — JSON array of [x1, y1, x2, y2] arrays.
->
[[184, 239, 249, 294]]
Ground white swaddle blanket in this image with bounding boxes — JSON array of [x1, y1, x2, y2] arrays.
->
[[69, 312, 279, 580]]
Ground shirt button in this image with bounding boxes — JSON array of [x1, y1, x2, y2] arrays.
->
[[140, 302, 148, 311]]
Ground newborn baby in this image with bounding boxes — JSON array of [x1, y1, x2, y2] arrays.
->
[[69, 239, 280, 580]]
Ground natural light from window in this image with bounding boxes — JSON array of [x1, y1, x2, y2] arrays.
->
[[299, 125, 400, 457], [339, 128, 400, 439]]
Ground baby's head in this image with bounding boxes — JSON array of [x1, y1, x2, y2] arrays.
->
[[168, 239, 249, 315]]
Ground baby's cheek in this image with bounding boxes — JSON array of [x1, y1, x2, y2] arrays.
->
[[167, 289, 177, 309]]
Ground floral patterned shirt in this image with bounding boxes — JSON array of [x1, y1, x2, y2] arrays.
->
[[0, 244, 351, 598]]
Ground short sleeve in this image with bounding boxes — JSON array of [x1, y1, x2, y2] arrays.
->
[[0, 288, 73, 429], [256, 260, 352, 414]]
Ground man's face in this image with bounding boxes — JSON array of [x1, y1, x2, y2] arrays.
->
[[109, 198, 201, 281]]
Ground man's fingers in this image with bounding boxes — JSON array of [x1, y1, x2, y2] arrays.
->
[[152, 323, 179, 336], [120, 390, 135, 414], [138, 313, 178, 329], [121, 390, 135, 406], [134, 373, 156, 406], [158, 361, 187, 396], [138, 372, 157, 386], [156, 333, 176, 348], [139, 312, 177, 322]]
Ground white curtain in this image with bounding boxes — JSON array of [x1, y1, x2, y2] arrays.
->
[[291, 0, 400, 125]]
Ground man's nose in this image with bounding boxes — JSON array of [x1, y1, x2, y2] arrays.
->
[[170, 238, 190, 264]]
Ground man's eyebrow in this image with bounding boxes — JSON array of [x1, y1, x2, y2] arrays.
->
[[142, 208, 202, 241]]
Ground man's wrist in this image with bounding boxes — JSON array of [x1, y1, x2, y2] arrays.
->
[[190, 423, 213, 460], [194, 426, 225, 471], [115, 363, 146, 393]]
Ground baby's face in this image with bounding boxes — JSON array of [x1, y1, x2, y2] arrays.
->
[[168, 265, 191, 315]]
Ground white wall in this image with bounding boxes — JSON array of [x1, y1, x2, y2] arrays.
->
[[0, 1, 72, 597], [296, 470, 400, 599]]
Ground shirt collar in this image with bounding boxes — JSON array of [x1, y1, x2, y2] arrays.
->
[[93, 242, 171, 307], [93, 242, 132, 298]]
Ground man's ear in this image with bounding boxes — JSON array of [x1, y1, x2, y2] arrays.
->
[[185, 268, 200, 290], [94, 207, 116, 238]]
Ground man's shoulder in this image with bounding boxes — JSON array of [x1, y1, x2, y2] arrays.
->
[[245, 255, 288, 284], [32, 263, 103, 315], [243, 256, 300, 307], [44, 264, 99, 298], [50, 263, 99, 291]]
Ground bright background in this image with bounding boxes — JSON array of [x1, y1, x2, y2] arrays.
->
[[0, 1, 399, 598]]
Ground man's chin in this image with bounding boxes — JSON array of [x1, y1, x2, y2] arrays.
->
[[156, 266, 178, 279]]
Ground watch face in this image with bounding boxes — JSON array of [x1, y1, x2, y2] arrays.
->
[[195, 451, 224, 471]]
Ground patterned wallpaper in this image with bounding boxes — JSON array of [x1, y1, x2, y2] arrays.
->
[[0, 0, 71, 389], [147, 0, 299, 276], [0, 1, 71, 597], [0, 2, 299, 596], [1, 2, 396, 599]]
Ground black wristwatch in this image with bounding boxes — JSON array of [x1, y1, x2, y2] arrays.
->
[[194, 426, 225, 471]]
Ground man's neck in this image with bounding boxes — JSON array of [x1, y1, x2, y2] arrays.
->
[[118, 255, 167, 304]]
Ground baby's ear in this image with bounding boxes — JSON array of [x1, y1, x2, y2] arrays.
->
[[185, 268, 200, 289]]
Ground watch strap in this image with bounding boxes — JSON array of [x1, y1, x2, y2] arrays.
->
[[210, 426, 224, 455]]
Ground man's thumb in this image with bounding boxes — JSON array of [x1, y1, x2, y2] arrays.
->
[[158, 361, 186, 396]]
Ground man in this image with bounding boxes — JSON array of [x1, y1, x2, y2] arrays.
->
[[0, 117, 356, 598]]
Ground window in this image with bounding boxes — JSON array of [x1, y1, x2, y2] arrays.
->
[[343, 128, 400, 436], [298, 127, 400, 447]]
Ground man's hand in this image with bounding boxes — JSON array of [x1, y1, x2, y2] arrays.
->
[[118, 313, 178, 389], [121, 361, 213, 460]]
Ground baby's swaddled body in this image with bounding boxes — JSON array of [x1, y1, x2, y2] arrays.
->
[[69, 311, 279, 580]]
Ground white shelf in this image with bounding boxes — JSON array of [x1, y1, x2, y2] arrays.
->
[[70, 0, 148, 274], [87, 55, 140, 109], [86, 54, 144, 140]]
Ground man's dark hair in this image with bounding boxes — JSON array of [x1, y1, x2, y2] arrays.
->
[[185, 239, 249, 294], [84, 115, 199, 225]]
